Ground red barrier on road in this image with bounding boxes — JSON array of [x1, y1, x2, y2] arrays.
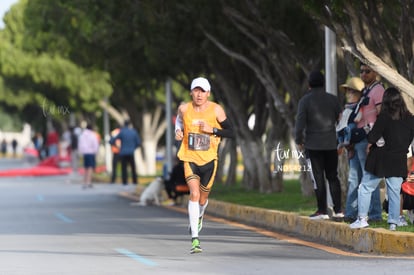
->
[[0, 155, 106, 177]]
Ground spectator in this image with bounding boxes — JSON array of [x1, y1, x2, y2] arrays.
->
[[11, 138, 18, 158], [110, 127, 121, 183], [110, 120, 141, 185], [32, 132, 44, 160], [46, 128, 59, 157], [350, 87, 414, 230], [343, 64, 384, 223], [78, 124, 100, 189], [402, 150, 414, 224], [61, 127, 72, 157], [336, 77, 364, 152], [70, 126, 81, 174], [295, 71, 343, 220], [382, 145, 414, 226], [1, 139, 7, 157]]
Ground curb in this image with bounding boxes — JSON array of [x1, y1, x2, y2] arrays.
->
[[206, 199, 414, 255], [118, 191, 414, 255]]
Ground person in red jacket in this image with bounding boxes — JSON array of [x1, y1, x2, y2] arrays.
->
[[46, 128, 59, 157]]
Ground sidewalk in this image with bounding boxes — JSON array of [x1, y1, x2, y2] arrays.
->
[[120, 190, 414, 256]]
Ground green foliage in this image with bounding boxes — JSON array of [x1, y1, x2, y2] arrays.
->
[[0, 40, 112, 112], [211, 179, 315, 215], [17, 0, 195, 118], [0, 109, 23, 131], [0, 0, 114, 128], [211, 179, 414, 232]]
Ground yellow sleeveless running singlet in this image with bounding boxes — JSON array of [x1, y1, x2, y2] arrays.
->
[[177, 102, 222, 166]]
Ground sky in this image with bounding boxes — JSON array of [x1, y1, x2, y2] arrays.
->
[[0, 0, 19, 29]]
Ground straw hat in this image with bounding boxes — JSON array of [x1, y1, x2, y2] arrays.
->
[[339, 77, 364, 93]]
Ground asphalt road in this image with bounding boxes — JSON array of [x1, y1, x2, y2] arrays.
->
[[0, 158, 414, 275]]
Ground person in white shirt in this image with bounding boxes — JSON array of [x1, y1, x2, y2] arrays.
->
[[78, 124, 100, 189]]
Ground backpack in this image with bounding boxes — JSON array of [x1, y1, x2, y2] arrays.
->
[[336, 104, 360, 133]]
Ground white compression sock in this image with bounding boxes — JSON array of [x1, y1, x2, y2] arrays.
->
[[188, 200, 200, 238], [199, 200, 209, 217]]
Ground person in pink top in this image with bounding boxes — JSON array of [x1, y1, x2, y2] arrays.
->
[[344, 63, 384, 223], [78, 124, 100, 189], [356, 70, 384, 129]]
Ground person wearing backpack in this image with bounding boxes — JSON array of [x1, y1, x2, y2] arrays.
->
[[343, 64, 384, 223]]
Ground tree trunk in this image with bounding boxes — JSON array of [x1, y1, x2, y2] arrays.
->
[[216, 138, 237, 186], [239, 138, 272, 192], [266, 128, 284, 193], [138, 108, 166, 175], [225, 138, 238, 186], [337, 149, 349, 208], [135, 139, 157, 175], [297, 153, 314, 197], [99, 102, 166, 176]]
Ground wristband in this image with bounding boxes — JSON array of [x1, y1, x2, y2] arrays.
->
[[213, 127, 222, 136]]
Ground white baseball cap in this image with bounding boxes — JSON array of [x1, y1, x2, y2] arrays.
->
[[190, 77, 211, 92]]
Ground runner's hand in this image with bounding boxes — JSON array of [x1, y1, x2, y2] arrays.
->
[[175, 129, 183, 141]]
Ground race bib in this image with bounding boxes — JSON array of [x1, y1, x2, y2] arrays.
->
[[188, 133, 210, 151]]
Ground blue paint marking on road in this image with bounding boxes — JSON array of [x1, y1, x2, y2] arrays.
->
[[55, 212, 74, 223], [36, 195, 44, 201], [115, 248, 157, 267]]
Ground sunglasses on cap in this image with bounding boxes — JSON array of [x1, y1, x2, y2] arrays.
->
[[360, 69, 372, 74]]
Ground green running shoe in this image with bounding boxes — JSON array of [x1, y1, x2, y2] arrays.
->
[[190, 238, 202, 254]]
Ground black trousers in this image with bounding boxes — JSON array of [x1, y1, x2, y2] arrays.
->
[[121, 154, 138, 185], [307, 149, 342, 214], [111, 153, 120, 183]]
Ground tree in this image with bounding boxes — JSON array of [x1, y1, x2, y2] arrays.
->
[[17, 0, 198, 175], [24, 0, 326, 190], [304, 1, 414, 104], [300, 0, 414, 198], [194, 0, 323, 194], [0, 0, 112, 129]]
